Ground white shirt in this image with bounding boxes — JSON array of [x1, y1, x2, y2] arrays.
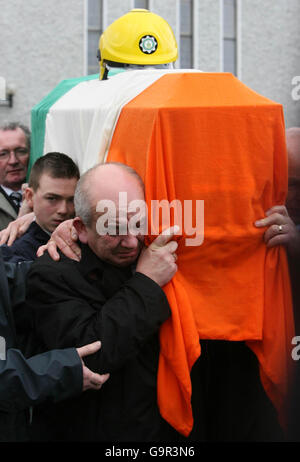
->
[[1, 185, 23, 197]]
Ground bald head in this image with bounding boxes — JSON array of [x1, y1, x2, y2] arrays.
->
[[74, 162, 144, 226], [91, 162, 143, 204], [286, 127, 300, 224]]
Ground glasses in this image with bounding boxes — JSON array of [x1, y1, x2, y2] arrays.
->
[[0, 148, 29, 160]]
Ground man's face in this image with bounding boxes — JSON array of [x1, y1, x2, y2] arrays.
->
[[0, 128, 29, 190], [26, 173, 77, 233], [76, 170, 146, 267], [84, 211, 145, 267]]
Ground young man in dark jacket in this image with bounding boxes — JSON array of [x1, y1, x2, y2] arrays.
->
[[1, 152, 79, 263]]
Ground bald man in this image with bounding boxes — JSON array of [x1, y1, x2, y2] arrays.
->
[[255, 129, 300, 318], [286, 127, 300, 225], [22, 162, 179, 442], [255, 128, 300, 440], [255, 127, 300, 254]]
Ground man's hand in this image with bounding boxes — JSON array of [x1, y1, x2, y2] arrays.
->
[[76, 341, 110, 392], [255, 205, 300, 256], [136, 226, 179, 287], [36, 219, 81, 261], [0, 212, 34, 246]]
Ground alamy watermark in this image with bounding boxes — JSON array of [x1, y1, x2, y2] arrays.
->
[[291, 76, 300, 101], [291, 336, 300, 361], [95, 193, 204, 246], [0, 336, 6, 360]]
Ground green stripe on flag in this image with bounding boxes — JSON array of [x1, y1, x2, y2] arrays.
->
[[29, 68, 126, 177], [29, 73, 99, 177]]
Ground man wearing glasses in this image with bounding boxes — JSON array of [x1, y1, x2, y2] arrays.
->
[[0, 122, 30, 231]]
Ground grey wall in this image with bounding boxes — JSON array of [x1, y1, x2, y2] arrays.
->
[[150, 0, 179, 60], [241, 0, 300, 128], [195, 0, 221, 72], [0, 0, 85, 128], [150, 0, 221, 72], [105, 0, 132, 28]]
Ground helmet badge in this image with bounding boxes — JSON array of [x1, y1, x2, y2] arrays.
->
[[139, 35, 158, 54]]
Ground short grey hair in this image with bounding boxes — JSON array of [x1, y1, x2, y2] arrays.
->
[[0, 122, 31, 151], [74, 167, 94, 226], [74, 162, 144, 226]]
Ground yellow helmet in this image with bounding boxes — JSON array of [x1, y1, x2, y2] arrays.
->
[[98, 9, 178, 79]]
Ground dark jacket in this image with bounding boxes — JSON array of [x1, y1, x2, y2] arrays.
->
[[287, 251, 300, 441], [0, 186, 18, 231], [0, 249, 83, 442], [1, 221, 49, 263], [24, 244, 179, 442]]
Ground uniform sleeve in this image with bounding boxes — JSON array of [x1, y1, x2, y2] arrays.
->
[[0, 347, 82, 412], [26, 263, 171, 373]]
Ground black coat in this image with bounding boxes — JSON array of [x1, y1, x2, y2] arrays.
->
[[0, 221, 49, 263], [0, 250, 82, 442], [24, 244, 179, 442]]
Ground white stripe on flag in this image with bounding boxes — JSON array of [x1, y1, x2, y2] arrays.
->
[[44, 69, 202, 173]]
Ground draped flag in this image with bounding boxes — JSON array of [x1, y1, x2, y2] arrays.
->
[[30, 69, 201, 174], [31, 70, 295, 436]]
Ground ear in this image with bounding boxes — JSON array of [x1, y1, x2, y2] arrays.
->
[[25, 187, 34, 209], [73, 217, 89, 244]]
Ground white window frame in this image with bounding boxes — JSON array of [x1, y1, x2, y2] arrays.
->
[[179, 0, 195, 69], [86, 0, 107, 75]]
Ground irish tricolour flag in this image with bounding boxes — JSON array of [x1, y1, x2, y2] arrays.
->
[[30, 69, 201, 173], [31, 70, 294, 436]]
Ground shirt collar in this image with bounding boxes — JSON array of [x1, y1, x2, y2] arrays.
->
[[29, 221, 53, 241], [1, 185, 22, 196]]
